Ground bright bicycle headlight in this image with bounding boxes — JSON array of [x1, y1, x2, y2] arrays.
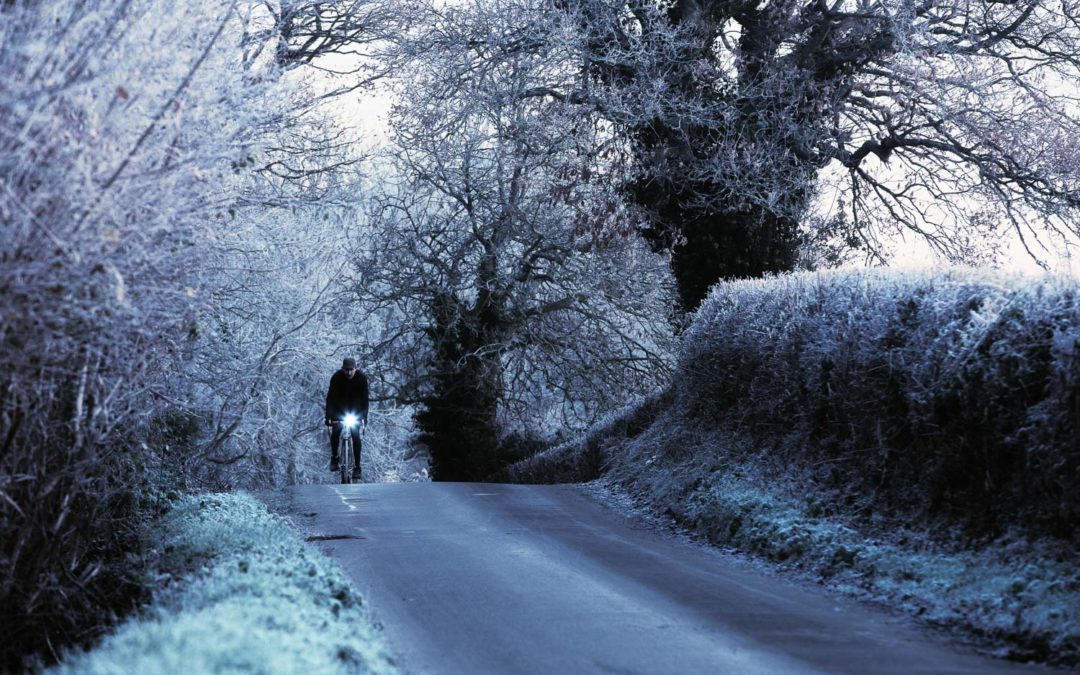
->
[[343, 413, 358, 429]]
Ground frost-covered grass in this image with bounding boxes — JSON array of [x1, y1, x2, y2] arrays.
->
[[576, 411, 1080, 665], [51, 493, 397, 675], [508, 267, 1080, 666], [629, 420, 1079, 652]]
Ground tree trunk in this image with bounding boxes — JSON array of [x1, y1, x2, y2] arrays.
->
[[416, 292, 505, 482]]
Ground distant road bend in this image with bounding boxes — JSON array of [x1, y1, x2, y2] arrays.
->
[[288, 483, 1045, 675]]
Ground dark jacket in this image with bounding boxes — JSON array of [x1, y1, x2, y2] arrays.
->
[[325, 369, 370, 423]]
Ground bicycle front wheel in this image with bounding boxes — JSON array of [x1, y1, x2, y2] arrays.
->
[[340, 433, 351, 484]]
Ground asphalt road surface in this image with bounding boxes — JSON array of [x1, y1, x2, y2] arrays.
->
[[286, 483, 1049, 675]]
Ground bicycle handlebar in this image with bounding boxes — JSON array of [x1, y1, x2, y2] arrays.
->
[[325, 416, 366, 429]]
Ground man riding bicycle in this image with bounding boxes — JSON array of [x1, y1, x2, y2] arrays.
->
[[325, 357, 369, 479]]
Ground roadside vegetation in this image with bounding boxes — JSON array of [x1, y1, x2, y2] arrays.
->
[[508, 267, 1080, 666], [1, 1, 405, 667], [50, 493, 397, 675], [7, 0, 1080, 669]]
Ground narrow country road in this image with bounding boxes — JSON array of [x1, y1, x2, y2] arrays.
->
[[286, 483, 1045, 675]]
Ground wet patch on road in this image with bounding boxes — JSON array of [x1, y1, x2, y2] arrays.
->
[[305, 534, 365, 542]]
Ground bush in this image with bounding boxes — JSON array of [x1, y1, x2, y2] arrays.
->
[[0, 0, 341, 666], [0, 422, 165, 671], [680, 267, 1080, 537], [500, 392, 667, 483]]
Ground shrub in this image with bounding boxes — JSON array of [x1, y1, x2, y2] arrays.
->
[[0, 0, 344, 666], [500, 392, 668, 483], [680, 267, 1080, 537]]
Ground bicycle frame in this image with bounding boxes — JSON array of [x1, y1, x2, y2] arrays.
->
[[333, 413, 362, 484]]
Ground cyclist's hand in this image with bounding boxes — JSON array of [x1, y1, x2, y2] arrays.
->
[[324, 418, 333, 427]]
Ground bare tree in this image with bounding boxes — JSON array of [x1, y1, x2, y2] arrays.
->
[[349, 0, 676, 480], [550, 0, 1080, 309], [143, 0, 422, 490], [241, 0, 415, 94]]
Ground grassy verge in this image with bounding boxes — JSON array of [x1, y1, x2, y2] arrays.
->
[[629, 419, 1079, 663], [514, 413, 1079, 665], [50, 492, 397, 674]]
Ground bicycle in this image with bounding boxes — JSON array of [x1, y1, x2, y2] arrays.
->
[[331, 413, 363, 484]]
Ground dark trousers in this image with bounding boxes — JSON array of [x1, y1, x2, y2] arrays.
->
[[330, 423, 362, 463]]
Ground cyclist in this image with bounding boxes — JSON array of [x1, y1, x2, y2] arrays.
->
[[325, 357, 369, 479]]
